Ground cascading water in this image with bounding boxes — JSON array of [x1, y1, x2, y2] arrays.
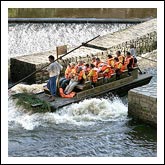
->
[[8, 23, 132, 57], [8, 23, 157, 157]]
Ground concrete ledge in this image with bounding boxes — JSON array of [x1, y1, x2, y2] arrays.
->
[[8, 17, 151, 23], [128, 88, 157, 127]]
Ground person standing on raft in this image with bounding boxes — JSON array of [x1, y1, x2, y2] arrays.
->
[[46, 55, 63, 102]]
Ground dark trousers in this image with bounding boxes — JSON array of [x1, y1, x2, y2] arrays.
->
[[59, 78, 70, 90]]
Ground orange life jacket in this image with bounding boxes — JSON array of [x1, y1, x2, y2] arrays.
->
[[101, 65, 108, 72], [59, 88, 76, 98], [121, 60, 127, 71], [68, 67, 76, 78], [96, 62, 103, 68], [114, 61, 123, 72], [91, 69, 98, 82], [118, 55, 125, 63], [105, 69, 112, 78], [77, 70, 84, 81], [126, 56, 134, 68], [65, 66, 71, 79], [107, 58, 115, 68]]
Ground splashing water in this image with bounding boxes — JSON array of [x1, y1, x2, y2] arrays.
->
[[10, 83, 46, 94], [8, 97, 127, 130], [8, 23, 132, 58]]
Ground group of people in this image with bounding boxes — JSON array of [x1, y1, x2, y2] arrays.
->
[[46, 45, 138, 101]]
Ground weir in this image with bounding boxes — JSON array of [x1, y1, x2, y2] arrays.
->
[[8, 17, 151, 23], [10, 18, 157, 84]]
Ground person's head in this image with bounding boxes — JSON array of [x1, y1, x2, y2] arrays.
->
[[78, 60, 84, 66], [126, 51, 131, 57], [85, 63, 89, 68], [108, 54, 113, 59], [48, 55, 55, 62], [90, 63, 95, 69], [92, 57, 96, 62], [114, 57, 119, 62], [116, 51, 121, 57], [70, 62, 76, 68], [96, 58, 101, 64], [77, 66, 83, 73], [130, 44, 134, 48]]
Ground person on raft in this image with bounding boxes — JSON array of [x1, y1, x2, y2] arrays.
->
[[46, 55, 63, 102], [64, 66, 86, 95]]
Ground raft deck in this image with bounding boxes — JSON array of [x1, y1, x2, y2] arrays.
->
[[36, 72, 152, 111]]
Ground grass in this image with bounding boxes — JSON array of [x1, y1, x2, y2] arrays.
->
[[12, 93, 51, 113]]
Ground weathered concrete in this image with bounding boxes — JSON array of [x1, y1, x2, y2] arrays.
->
[[10, 18, 157, 83], [10, 50, 53, 83], [10, 46, 105, 83], [128, 82, 157, 127]]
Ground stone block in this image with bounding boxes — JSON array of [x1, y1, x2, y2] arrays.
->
[[10, 58, 36, 84]]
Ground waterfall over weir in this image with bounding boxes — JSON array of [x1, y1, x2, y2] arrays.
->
[[8, 23, 133, 58]]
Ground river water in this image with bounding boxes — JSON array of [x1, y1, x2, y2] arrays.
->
[[8, 23, 157, 157]]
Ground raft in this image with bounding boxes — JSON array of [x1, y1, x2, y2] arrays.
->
[[36, 67, 152, 112]]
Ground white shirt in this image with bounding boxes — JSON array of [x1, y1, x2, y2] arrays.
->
[[47, 61, 63, 77]]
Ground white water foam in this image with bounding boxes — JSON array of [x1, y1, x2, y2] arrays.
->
[[8, 97, 128, 130], [8, 23, 132, 58], [10, 83, 46, 94]]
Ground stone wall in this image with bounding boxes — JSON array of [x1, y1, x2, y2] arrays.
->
[[108, 31, 157, 56], [59, 30, 157, 68], [128, 84, 157, 127]]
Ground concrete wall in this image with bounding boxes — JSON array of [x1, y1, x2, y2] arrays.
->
[[128, 85, 157, 127]]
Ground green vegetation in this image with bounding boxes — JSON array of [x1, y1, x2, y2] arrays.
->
[[12, 93, 51, 113]]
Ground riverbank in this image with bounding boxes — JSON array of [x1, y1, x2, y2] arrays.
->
[[8, 8, 157, 19]]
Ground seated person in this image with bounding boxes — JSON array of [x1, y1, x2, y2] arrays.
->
[[116, 50, 125, 63], [60, 62, 76, 90], [59, 63, 71, 90], [130, 44, 138, 67], [95, 58, 103, 68], [107, 54, 115, 68], [114, 57, 123, 79], [126, 51, 134, 75], [87, 64, 98, 87], [84, 63, 91, 75], [64, 66, 86, 95]]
